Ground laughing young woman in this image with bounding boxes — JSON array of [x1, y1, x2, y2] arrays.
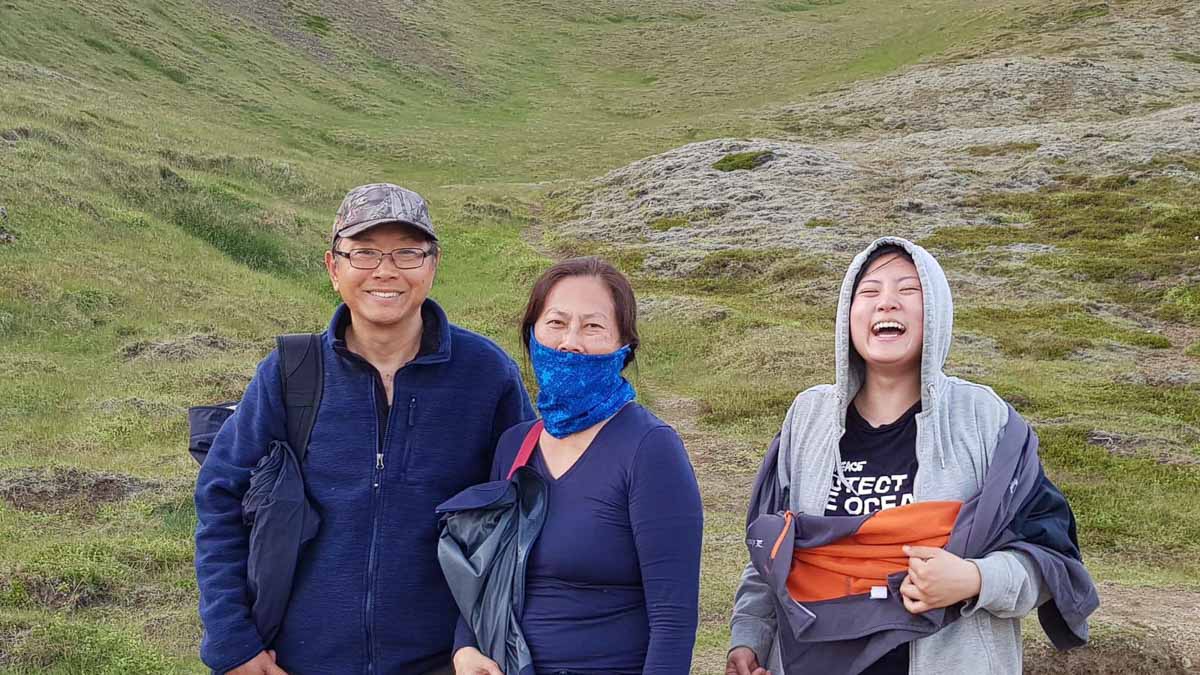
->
[[727, 237, 1093, 675]]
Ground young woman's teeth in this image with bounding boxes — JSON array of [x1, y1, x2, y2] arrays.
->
[[368, 291, 400, 298], [872, 321, 905, 335]]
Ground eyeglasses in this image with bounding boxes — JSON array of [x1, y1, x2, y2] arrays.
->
[[333, 247, 435, 270]]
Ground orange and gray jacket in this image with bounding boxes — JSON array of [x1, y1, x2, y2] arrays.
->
[[746, 405, 1098, 675]]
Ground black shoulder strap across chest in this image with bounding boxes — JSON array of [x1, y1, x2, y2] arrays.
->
[[277, 333, 324, 462]]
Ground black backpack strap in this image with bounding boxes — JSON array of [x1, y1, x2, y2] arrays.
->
[[277, 333, 324, 462]]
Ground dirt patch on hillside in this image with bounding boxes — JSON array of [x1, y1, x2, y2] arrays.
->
[[1087, 430, 1200, 465], [0, 467, 160, 514], [120, 333, 242, 362], [1027, 582, 1200, 673], [0, 622, 28, 667]]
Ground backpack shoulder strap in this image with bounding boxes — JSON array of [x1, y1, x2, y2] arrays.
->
[[506, 420, 545, 480], [277, 333, 324, 462]]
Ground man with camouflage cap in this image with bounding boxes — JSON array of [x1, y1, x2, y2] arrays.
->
[[196, 183, 534, 675]]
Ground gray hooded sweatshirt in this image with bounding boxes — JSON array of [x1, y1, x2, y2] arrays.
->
[[730, 237, 1048, 674]]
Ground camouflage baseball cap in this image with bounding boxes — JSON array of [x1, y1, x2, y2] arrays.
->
[[332, 183, 437, 242]]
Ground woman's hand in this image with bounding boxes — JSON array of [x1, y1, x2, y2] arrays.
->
[[899, 545, 982, 614], [452, 647, 504, 675], [228, 650, 288, 675], [725, 646, 771, 675]]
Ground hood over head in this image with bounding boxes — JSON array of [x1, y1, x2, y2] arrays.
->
[[834, 236, 954, 419]]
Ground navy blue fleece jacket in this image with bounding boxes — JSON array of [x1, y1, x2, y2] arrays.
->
[[195, 300, 533, 674]]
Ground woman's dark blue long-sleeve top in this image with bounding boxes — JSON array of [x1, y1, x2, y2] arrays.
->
[[454, 402, 703, 674]]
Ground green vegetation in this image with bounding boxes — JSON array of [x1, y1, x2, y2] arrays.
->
[[301, 14, 333, 36], [1, 0, 1197, 670], [1163, 285, 1200, 325], [1172, 51, 1200, 65], [1067, 4, 1111, 23], [767, 0, 846, 12], [957, 304, 1171, 360], [712, 150, 775, 171], [648, 215, 690, 231], [922, 172, 1200, 322], [966, 141, 1041, 156], [804, 217, 837, 228]]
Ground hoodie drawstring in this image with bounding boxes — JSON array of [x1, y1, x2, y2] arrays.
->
[[927, 384, 945, 469]]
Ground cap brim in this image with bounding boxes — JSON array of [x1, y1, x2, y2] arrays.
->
[[337, 218, 437, 241]]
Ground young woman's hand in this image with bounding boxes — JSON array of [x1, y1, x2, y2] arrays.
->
[[452, 647, 504, 675], [725, 646, 771, 675], [899, 545, 982, 613]]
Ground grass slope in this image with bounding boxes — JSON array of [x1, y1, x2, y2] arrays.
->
[[1, 0, 1196, 671]]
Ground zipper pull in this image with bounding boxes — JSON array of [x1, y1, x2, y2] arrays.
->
[[407, 396, 417, 427], [376, 452, 384, 470]]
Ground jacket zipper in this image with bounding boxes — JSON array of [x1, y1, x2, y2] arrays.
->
[[401, 395, 416, 480], [364, 380, 398, 675]]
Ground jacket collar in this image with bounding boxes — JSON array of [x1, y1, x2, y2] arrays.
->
[[325, 298, 452, 366]]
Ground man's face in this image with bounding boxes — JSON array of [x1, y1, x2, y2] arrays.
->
[[849, 253, 924, 373], [324, 222, 439, 331]]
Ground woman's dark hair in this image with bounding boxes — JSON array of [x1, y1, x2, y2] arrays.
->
[[852, 244, 915, 293], [520, 257, 640, 368]]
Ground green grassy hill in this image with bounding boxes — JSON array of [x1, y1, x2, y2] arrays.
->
[[1, 0, 1197, 672]]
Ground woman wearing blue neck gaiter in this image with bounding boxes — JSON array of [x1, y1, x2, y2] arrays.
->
[[452, 257, 703, 675]]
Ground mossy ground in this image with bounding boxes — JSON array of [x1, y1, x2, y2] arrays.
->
[[1, 0, 1197, 671]]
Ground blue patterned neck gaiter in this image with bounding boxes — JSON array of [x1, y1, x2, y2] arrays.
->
[[529, 335, 636, 439]]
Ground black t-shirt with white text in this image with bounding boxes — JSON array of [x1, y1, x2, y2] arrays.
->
[[825, 399, 921, 675], [826, 401, 921, 516]]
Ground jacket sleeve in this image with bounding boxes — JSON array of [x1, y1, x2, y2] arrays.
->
[[963, 549, 1048, 618], [730, 561, 778, 664], [452, 618, 479, 655], [730, 395, 809, 663], [962, 403, 1050, 619], [490, 360, 534, 448], [194, 352, 287, 673], [630, 426, 704, 674]]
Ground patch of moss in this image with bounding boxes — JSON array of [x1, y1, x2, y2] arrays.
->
[[692, 248, 788, 280], [603, 14, 652, 24], [301, 13, 332, 36], [966, 142, 1041, 157], [1067, 4, 1110, 22], [923, 175, 1200, 323], [766, 0, 845, 11], [804, 217, 837, 228], [767, 256, 829, 283], [712, 150, 774, 172], [958, 304, 1172, 359], [1172, 52, 1200, 65], [1186, 341, 1200, 358], [127, 46, 189, 84], [81, 36, 115, 54], [1162, 285, 1200, 326], [648, 216, 690, 231]]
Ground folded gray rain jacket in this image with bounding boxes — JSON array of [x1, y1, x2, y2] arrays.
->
[[746, 406, 1098, 675], [437, 423, 547, 675]]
